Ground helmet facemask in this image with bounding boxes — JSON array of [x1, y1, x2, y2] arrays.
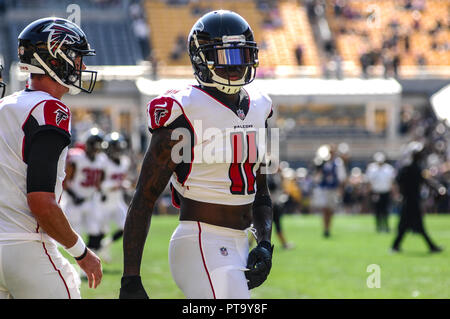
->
[[190, 34, 259, 94]]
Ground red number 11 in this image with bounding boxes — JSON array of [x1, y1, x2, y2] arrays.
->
[[229, 131, 258, 195]]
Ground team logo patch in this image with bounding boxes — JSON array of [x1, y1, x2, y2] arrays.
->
[[54, 109, 69, 125], [220, 247, 228, 256], [237, 108, 246, 120], [148, 97, 174, 129], [43, 23, 81, 58], [154, 106, 169, 126]]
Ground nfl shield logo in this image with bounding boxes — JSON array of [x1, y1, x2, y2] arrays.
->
[[220, 247, 228, 256], [237, 108, 245, 120]]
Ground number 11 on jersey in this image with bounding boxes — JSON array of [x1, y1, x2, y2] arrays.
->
[[229, 131, 258, 195]]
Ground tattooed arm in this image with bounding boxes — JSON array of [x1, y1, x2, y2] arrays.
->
[[122, 127, 178, 276]]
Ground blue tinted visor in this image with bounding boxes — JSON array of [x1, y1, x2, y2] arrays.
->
[[214, 46, 252, 66]]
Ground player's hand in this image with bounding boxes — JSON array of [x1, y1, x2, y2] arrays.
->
[[119, 275, 149, 299], [245, 241, 274, 290], [76, 248, 103, 289]]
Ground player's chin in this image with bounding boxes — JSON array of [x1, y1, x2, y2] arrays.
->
[[216, 67, 245, 81]]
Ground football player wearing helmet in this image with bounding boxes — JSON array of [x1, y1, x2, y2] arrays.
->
[[63, 128, 108, 256], [121, 11, 273, 299], [0, 64, 5, 98], [96, 132, 132, 262], [0, 18, 101, 299]]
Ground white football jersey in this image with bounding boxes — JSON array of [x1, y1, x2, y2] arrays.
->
[[147, 84, 272, 206], [0, 90, 71, 239], [66, 149, 107, 199], [366, 162, 396, 193], [101, 155, 130, 200]]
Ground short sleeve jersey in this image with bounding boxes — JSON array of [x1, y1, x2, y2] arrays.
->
[[0, 90, 71, 237], [147, 84, 273, 206]]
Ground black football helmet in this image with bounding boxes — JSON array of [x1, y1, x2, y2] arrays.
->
[[188, 10, 259, 94], [104, 132, 128, 160], [18, 17, 97, 95], [84, 127, 104, 156], [0, 65, 5, 98]]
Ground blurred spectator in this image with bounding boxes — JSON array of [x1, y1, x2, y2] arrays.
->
[[133, 18, 151, 60], [129, 1, 151, 61], [366, 152, 396, 232], [295, 45, 304, 65], [150, 52, 159, 80], [411, 10, 421, 31], [170, 34, 186, 61], [359, 51, 371, 78]]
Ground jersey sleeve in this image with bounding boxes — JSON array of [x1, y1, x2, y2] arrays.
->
[[29, 99, 71, 135], [22, 99, 71, 163], [147, 95, 184, 133]]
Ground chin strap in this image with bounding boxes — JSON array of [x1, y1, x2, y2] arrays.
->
[[195, 74, 242, 95]]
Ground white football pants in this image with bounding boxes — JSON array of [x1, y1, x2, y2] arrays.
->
[[169, 221, 251, 299], [0, 240, 81, 299]]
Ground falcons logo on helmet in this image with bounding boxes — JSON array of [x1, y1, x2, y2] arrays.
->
[[54, 109, 69, 125], [154, 108, 169, 126], [43, 23, 81, 58]]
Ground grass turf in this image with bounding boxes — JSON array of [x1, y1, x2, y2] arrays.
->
[[72, 213, 450, 299]]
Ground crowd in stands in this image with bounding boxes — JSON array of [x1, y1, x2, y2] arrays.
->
[[329, 0, 450, 78], [129, 0, 152, 62]]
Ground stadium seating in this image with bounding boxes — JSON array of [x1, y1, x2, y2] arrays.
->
[[1, 0, 143, 68], [326, 0, 450, 72], [144, 0, 320, 70]]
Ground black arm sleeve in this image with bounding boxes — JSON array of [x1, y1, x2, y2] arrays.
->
[[26, 130, 71, 193]]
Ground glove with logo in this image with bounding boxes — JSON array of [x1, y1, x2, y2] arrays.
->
[[245, 240, 274, 289], [119, 275, 149, 299]]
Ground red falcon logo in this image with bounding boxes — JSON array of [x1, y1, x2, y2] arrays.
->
[[154, 107, 169, 126], [54, 109, 69, 125], [148, 97, 174, 129], [43, 23, 81, 58]]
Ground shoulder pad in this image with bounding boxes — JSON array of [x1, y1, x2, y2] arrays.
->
[[147, 96, 183, 131], [31, 99, 71, 133]]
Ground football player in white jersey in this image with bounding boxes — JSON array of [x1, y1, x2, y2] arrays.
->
[[97, 132, 131, 261], [63, 128, 108, 254], [0, 18, 102, 299], [120, 11, 274, 299]]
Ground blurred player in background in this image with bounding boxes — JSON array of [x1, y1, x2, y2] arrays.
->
[[120, 10, 274, 299], [97, 132, 131, 261], [269, 166, 295, 250], [0, 17, 101, 298], [312, 144, 347, 238], [392, 142, 443, 253], [63, 128, 107, 254], [366, 152, 396, 233]]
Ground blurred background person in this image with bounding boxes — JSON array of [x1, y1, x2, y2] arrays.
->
[[268, 164, 295, 250], [366, 152, 396, 233], [97, 132, 133, 262], [391, 142, 443, 253], [62, 128, 107, 254], [311, 144, 347, 238]]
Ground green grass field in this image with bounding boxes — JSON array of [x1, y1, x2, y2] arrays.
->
[[72, 213, 450, 299]]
